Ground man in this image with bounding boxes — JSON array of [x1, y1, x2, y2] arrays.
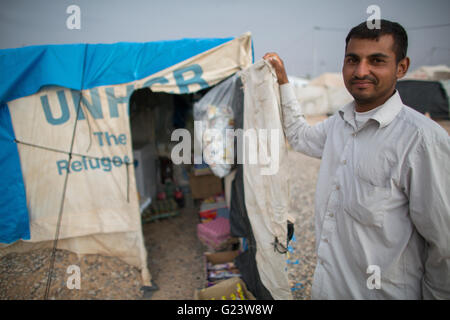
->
[[264, 19, 450, 299]]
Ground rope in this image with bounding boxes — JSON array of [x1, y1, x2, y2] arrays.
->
[[14, 139, 133, 209], [16, 134, 133, 298], [272, 237, 288, 254], [14, 139, 132, 165], [84, 98, 94, 154], [408, 23, 450, 30], [43, 45, 86, 300], [25, 93, 133, 298], [126, 162, 130, 203], [43, 93, 82, 300]]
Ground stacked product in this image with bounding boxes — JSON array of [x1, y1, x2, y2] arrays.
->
[[198, 195, 228, 223], [206, 261, 241, 287], [197, 217, 231, 251]]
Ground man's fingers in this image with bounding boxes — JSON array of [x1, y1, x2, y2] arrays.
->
[[263, 52, 289, 84], [264, 53, 284, 68], [263, 52, 277, 58], [263, 52, 280, 61]]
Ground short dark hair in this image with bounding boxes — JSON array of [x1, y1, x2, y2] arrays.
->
[[345, 19, 408, 63]]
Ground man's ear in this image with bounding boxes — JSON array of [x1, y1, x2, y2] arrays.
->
[[396, 56, 410, 79]]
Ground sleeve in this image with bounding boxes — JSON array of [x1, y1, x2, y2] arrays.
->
[[406, 132, 450, 299], [280, 83, 330, 159]]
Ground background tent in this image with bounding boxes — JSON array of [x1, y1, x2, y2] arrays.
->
[[0, 33, 253, 286], [397, 65, 450, 120], [397, 64, 450, 120], [290, 72, 353, 116], [404, 65, 450, 81], [396, 80, 450, 120]]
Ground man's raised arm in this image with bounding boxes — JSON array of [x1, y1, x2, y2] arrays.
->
[[263, 53, 330, 159]]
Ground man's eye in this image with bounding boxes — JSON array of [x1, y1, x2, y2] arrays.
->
[[346, 58, 356, 64], [373, 58, 385, 64]]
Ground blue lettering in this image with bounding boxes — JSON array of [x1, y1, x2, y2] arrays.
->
[[71, 160, 82, 172], [41, 90, 70, 125], [81, 156, 88, 170], [93, 132, 104, 146], [105, 84, 135, 118], [56, 155, 131, 174], [93, 131, 127, 146], [57, 159, 69, 175], [71, 90, 82, 119], [101, 157, 112, 171], [173, 64, 208, 94], [104, 131, 119, 146], [89, 158, 100, 169], [72, 88, 103, 120], [118, 134, 126, 145], [112, 156, 123, 167], [143, 76, 169, 88]]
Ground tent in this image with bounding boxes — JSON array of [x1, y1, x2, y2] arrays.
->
[[291, 72, 353, 116], [396, 80, 450, 120], [398, 64, 450, 120], [404, 64, 450, 81], [0, 33, 253, 286], [287, 75, 309, 88]]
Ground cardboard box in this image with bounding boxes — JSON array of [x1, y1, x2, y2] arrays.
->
[[194, 163, 213, 176], [189, 173, 223, 199], [204, 250, 240, 287], [194, 277, 256, 300], [205, 250, 240, 265]]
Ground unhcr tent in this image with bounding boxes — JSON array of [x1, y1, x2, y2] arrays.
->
[[0, 33, 253, 286]]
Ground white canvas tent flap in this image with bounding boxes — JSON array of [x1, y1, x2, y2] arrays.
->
[[240, 59, 293, 300]]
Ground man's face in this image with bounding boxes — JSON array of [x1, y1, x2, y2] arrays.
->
[[342, 34, 408, 111]]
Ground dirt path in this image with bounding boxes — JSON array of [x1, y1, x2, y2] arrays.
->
[[143, 206, 206, 300]]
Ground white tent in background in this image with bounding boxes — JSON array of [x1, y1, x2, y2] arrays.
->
[[309, 72, 345, 88], [291, 72, 353, 116], [288, 75, 309, 88], [405, 65, 450, 81]]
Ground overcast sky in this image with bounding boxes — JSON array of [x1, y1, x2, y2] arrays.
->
[[1, 0, 449, 78]]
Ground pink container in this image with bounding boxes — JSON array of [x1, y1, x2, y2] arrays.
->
[[197, 217, 230, 250]]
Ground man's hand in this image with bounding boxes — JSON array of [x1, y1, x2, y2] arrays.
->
[[263, 52, 289, 85]]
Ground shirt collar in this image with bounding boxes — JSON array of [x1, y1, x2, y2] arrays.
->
[[338, 90, 404, 129]]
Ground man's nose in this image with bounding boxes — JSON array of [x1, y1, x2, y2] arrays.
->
[[353, 60, 370, 78]]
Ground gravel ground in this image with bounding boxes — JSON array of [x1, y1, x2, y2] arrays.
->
[[0, 248, 143, 300], [286, 150, 321, 300], [143, 204, 208, 300], [0, 117, 323, 301]]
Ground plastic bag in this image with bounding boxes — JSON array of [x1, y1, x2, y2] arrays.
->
[[194, 73, 240, 177]]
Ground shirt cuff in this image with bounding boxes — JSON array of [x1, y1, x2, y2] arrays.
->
[[279, 82, 298, 105]]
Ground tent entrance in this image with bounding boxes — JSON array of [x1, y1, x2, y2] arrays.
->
[[129, 87, 211, 214], [128, 87, 217, 299]]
